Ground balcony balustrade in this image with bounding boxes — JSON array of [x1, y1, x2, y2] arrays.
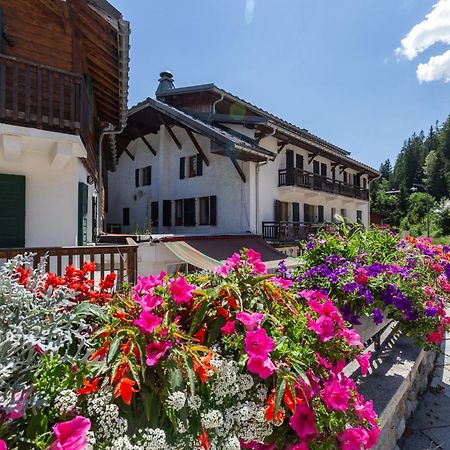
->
[[0, 54, 90, 144], [262, 221, 337, 243], [278, 168, 369, 201]]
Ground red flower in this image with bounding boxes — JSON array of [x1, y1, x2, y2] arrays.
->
[[45, 273, 66, 289], [77, 377, 101, 395], [16, 266, 30, 286], [88, 341, 110, 361], [216, 307, 230, 319], [194, 326, 207, 344], [100, 273, 116, 290], [111, 362, 130, 384], [264, 392, 285, 424], [82, 261, 96, 273], [198, 430, 210, 450], [193, 352, 215, 383], [113, 377, 138, 405]]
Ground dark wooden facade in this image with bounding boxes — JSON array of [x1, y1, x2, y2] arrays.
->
[[0, 0, 129, 178]]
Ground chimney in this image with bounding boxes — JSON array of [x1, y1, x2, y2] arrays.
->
[[156, 71, 175, 96]]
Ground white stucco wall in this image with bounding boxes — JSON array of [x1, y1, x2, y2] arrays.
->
[[107, 121, 371, 238], [0, 125, 96, 247]]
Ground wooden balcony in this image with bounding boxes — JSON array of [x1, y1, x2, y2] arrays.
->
[[262, 221, 331, 243], [0, 238, 138, 286], [278, 168, 369, 201], [0, 54, 90, 144]]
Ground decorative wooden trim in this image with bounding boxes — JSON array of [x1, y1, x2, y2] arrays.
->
[[185, 129, 210, 166], [277, 141, 288, 154], [308, 152, 319, 164], [230, 157, 246, 183], [339, 165, 348, 175], [159, 114, 182, 149], [124, 148, 135, 161], [140, 136, 157, 156]]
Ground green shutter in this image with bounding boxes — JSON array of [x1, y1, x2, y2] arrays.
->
[[78, 182, 88, 246], [0, 174, 25, 248]]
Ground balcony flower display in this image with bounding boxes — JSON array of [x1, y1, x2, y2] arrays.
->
[[289, 225, 450, 348], [0, 230, 447, 450]]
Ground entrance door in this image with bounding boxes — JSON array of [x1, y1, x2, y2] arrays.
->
[[0, 174, 25, 248]]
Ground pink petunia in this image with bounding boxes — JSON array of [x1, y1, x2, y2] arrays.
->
[[246, 249, 268, 274], [145, 341, 173, 366], [169, 277, 196, 304], [247, 356, 276, 379], [138, 293, 163, 311], [289, 403, 317, 441], [340, 328, 363, 348], [236, 312, 264, 331], [426, 331, 444, 344], [221, 320, 236, 335], [338, 426, 369, 450], [133, 311, 162, 334], [48, 416, 91, 450], [308, 297, 343, 325], [244, 328, 274, 358], [7, 390, 29, 420], [0, 439, 6, 450], [321, 377, 350, 411], [307, 315, 335, 342], [356, 352, 371, 376], [355, 400, 378, 427], [270, 277, 293, 289]]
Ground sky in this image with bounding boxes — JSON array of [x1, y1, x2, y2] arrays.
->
[[110, 0, 450, 170]]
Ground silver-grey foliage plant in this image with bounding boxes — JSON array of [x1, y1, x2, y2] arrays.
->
[[0, 255, 90, 415]]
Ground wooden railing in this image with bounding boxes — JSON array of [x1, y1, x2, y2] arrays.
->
[[262, 221, 319, 242], [0, 54, 90, 143], [0, 238, 138, 286], [279, 168, 369, 201]]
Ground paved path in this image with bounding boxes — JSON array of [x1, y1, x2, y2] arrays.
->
[[399, 335, 450, 450]]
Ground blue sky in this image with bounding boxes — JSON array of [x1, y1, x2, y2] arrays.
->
[[110, 0, 450, 170]]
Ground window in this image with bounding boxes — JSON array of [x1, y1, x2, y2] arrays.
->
[[320, 163, 327, 177], [286, 150, 294, 169], [135, 169, 139, 187], [163, 200, 172, 226], [175, 200, 184, 226], [135, 166, 151, 186], [151, 202, 159, 227], [340, 208, 347, 218], [296, 154, 304, 170], [199, 196, 217, 226], [187, 155, 203, 178], [122, 207, 130, 226], [292, 202, 300, 222], [331, 207, 337, 222], [304, 204, 314, 223], [357, 210, 363, 224], [183, 198, 196, 226], [142, 166, 151, 186], [362, 178, 367, 189], [318, 205, 324, 223], [313, 160, 320, 174], [343, 171, 348, 184]]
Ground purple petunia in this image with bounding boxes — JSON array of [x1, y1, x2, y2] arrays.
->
[[372, 308, 384, 325]]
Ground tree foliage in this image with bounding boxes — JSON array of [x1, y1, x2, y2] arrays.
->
[[371, 115, 450, 237]]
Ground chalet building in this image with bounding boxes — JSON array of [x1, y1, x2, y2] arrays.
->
[[0, 0, 129, 248], [108, 72, 379, 259]]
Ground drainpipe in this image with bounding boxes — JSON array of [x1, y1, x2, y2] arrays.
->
[[212, 93, 224, 114], [255, 128, 276, 234], [97, 123, 126, 240]]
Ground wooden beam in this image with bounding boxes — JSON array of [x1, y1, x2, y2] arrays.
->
[[230, 158, 246, 183], [339, 165, 348, 175], [277, 141, 288, 154], [140, 136, 157, 156], [124, 148, 135, 161], [158, 114, 182, 149], [308, 151, 319, 164], [185, 129, 210, 166]]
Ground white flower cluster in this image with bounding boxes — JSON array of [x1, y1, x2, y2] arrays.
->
[[187, 394, 201, 410], [53, 389, 78, 416], [201, 409, 224, 429], [166, 391, 186, 411], [210, 358, 240, 404], [87, 389, 127, 441], [105, 427, 168, 450]]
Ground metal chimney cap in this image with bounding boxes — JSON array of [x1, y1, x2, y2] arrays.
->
[[159, 70, 173, 80]]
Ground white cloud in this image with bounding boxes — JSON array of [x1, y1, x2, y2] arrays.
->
[[396, 0, 450, 59], [417, 48, 450, 82], [244, 0, 256, 24]]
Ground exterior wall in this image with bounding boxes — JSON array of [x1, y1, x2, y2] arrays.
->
[[108, 123, 371, 238], [0, 124, 96, 247], [108, 125, 252, 235]]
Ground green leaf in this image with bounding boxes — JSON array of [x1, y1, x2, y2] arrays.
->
[[206, 316, 226, 346], [107, 337, 121, 364], [182, 354, 196, 395], [26, 411, 48, 439], [128, 356, 141, 388], [169, 367, 183, 391], [274, 375, 286, 417], [73, 303, 108, 322], [189, 299, 210, 335], [291, 361, 310, 388]]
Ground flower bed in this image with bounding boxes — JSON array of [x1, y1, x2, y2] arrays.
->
[[0, 227, 448, 450]]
